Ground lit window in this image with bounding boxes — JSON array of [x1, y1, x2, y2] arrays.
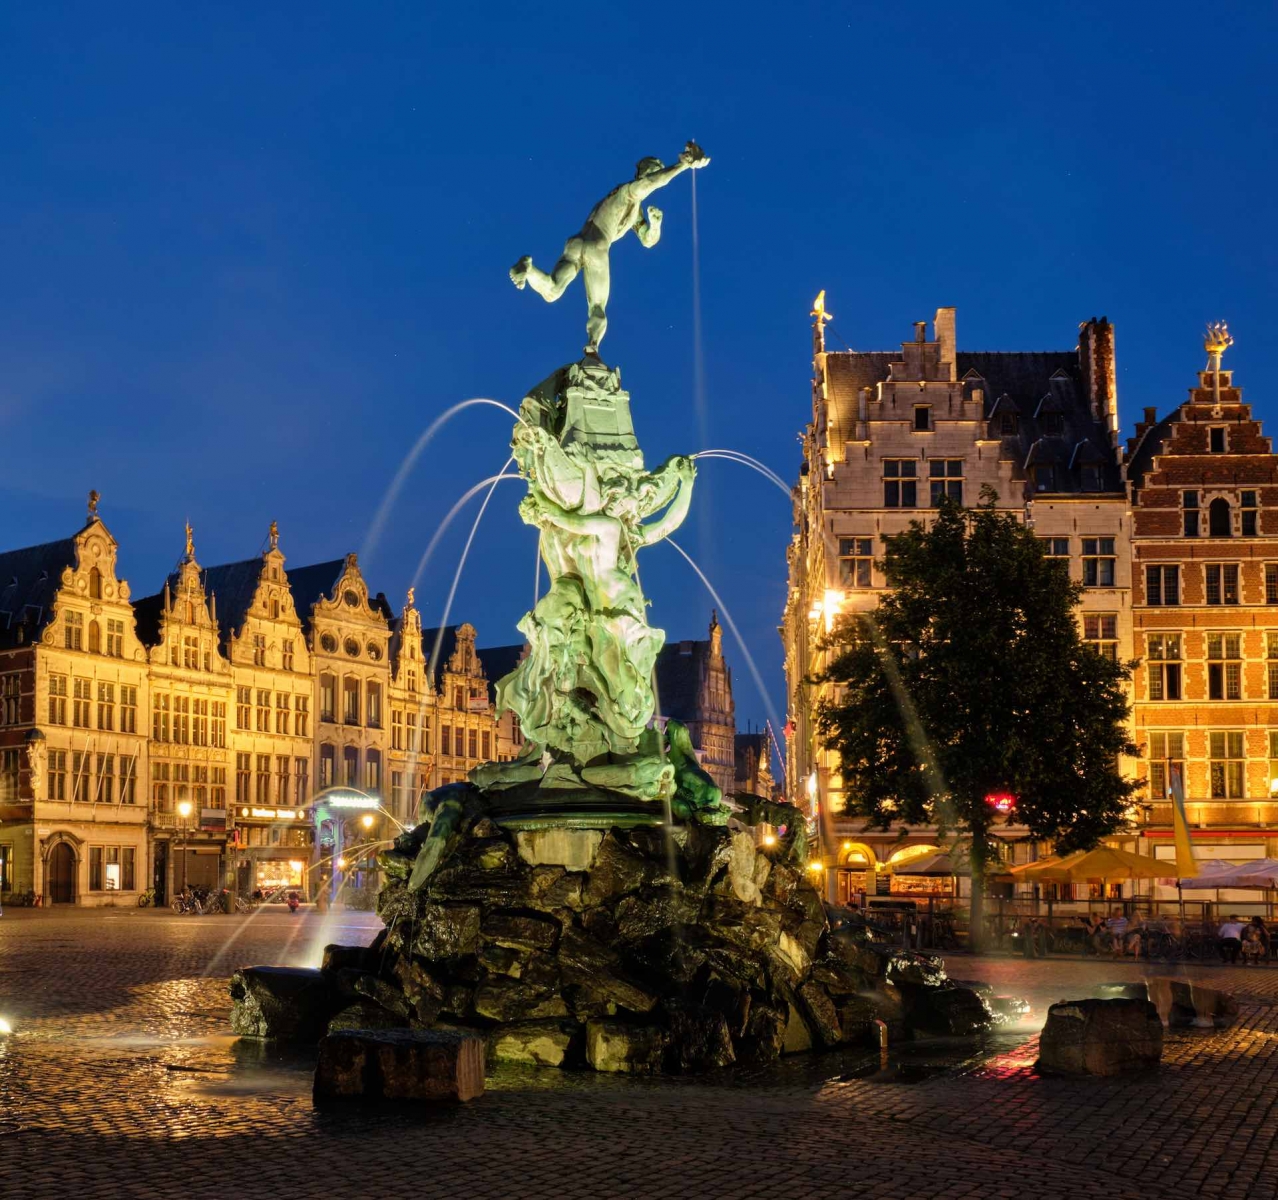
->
[[1082, 614, 1118, 661], [1209, 731, 1245, 799], [1146, 634, 1182, 701]]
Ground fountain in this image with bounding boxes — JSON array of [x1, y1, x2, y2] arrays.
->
[[231, 142, 992, 1079]]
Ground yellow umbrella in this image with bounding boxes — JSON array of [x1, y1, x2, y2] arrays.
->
[[1014, 846, 1165, 882]]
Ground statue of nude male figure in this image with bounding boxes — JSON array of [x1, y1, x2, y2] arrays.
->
[[510, 140, 710, 355]]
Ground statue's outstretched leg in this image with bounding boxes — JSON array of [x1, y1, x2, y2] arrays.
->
[[512, 237, 583, 301], [582, 240, 611, 354]]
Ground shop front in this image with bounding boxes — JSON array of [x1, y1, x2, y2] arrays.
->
[[231, 803, 314, 899]]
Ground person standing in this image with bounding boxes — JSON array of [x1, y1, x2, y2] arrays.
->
[[1106, 909, 1128, 959], [1218, 914, 1245, 964]]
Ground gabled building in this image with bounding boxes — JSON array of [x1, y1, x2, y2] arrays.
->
[[654, 612, 737, 797], [734, 728, 775, 800], [203, 522, 317, 896], [782, 304, 1130, 873], [0, 494, 149, 904], [1127, 330, 1278, 870], [132, 524, 233, 900]]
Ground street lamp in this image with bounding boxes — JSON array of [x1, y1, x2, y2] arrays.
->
[[177, 800, 193, 894]]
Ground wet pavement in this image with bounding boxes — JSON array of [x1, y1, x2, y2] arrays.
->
[[3, 909, 1278, 1199]]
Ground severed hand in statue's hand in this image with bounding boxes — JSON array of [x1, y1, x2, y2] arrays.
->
[[646, 205, 662, 225]]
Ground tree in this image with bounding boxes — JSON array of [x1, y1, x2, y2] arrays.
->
[[814, 490, 1137, 948]]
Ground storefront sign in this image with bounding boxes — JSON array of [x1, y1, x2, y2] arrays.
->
[[239, 806, 308, 821]]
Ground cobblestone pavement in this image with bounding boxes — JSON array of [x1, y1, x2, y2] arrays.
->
[[3, 910, 1278, 1200]]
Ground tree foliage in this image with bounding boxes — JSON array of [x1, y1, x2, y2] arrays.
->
[[815, 491, 1137, 864]]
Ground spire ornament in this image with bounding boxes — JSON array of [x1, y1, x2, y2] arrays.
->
[[1205, 322, 1233, 415], [87, 490, 100, 519], [268, 520, 279, 551], [184, 520, 195, 560]]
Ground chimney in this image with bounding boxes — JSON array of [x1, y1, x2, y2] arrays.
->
[[1143, 406, 1158, 425], [1079, 317, 1119, 442], [913, 321, 927, 343], [933, 307, 957, 383]]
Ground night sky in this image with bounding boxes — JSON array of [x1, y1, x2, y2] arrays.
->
[[1, 3, 1274, 745]]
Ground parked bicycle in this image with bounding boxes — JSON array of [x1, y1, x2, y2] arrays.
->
[[137, 888, 157, 908], [171, 890, 203, 915]]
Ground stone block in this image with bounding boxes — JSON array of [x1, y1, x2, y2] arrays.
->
[[327, 999, 407, 1034], [230, 966, 334, 1043], [1145, 977, 1238, 1030], [314, 1029, 485, 1103], [725, 831, 763, 904], [898, 984, 991, 1037], [515, 828, 603, 871], [1037, 999, 1163, 1077], [473, 976, 568, 1021], [321, 943, 382, 975], [413, 903, 481, 960], [481, 911, 560, 952], [585, 1021, 668, 1074], [781, 1002, 813, 1054], [666, 1004, 735, 1071], [798, 981, 843, 1047], [489, 1021, 580, 1068]]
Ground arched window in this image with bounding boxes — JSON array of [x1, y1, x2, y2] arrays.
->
[[88, 620, 101, 653], [88, 568, 102, 599], [1209, 497, 1232, 538]]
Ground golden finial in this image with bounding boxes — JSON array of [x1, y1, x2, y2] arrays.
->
[[268, 520, 279, 551], [1204, 321, 1233, 367], [811, 289, 833, 328], [184, 520, 194, 559], [87, 489, 100, 519], [406, 586, 416, 608]]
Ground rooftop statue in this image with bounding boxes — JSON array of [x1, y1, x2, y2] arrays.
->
[[510, 141, 710, 355]]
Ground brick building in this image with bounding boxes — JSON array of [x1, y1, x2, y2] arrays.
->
[[1127, 336, 1278, 878]]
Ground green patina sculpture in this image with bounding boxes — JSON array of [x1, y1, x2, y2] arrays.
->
[[510, 141, 710, 355], [402, 144, 723, 888]]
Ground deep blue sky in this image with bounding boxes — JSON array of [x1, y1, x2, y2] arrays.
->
[[1, 3, 1274, 746]]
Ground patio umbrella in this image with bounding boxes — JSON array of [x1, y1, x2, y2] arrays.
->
[[1013, 846, 1166, 882]]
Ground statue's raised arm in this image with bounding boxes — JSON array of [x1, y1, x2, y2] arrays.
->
[[510, 141, 710, 356]]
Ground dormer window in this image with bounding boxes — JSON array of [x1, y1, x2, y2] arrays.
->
[[1000, 413, 1019, 436], [1209, 427, 1227, 453], [1042, 412, 1064, 436], [1033, 465, 1057, 493], [1080, 465, 1103, 492]]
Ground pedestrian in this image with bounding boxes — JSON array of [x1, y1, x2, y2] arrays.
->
[[1248, 916, 1271, 963], [1106, 908, 1128, 959], [1218, 914, 1245, 964], [1241, 924, 1266, 965]]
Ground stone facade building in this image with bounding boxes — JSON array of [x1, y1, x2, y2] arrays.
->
[[654, 613, 738, 797], [0, 496, 149, 905], [1127, 349, 1278, 873], [781, 304, 1130, 874], [132, 525, 234, 897], [0, 508, 517, 905]]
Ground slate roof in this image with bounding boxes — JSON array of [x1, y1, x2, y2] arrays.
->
[[421, 625, 460, 684], [199, 558, 267, 648], [476, 643, 526, 702], [654, 638, 707, 725], [284, 560, 347, 635], [0, 536, 79, 650], [130, 589, 168, 648], [824, 347, 1123, 495]]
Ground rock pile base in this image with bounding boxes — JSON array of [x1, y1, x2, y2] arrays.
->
[[230, 806, 996, 1074]]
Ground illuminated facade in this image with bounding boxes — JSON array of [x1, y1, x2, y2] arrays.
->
[[1127, 344, 1278, 874], [781, 304, 1130, 870], [0, 496, 150, 905], [0, 506, 521, 905]]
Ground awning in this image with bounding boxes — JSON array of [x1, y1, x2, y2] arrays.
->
[[1178, 859, 1278, 889], [893, 852, 968, 877]]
